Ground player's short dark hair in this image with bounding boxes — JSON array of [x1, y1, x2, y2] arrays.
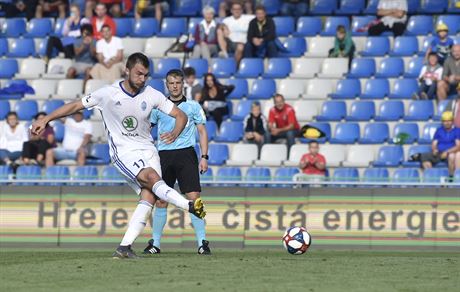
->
[[101, 24, 111, 31], [183, 67, 196, 77], [80, 23, 93, 35], [126, 53, 150, 70], [166, 69, 184, 81], [428, 52, 438, 58], [6, 111, 17, 118]]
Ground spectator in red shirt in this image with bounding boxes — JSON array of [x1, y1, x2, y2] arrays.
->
[[91, 3, 117, 40], [86, 0, 132, 18], [268, 94, 300, 149], [299, 141, 326, 177]]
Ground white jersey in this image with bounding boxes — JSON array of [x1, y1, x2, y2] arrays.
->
[[82, 81, 174, 160]]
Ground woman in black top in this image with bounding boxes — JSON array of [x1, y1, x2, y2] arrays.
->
[[200, 73, 234, 128]]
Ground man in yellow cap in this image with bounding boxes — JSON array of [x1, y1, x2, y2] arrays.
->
[[438, 44, 460, 101], [425, 23, 454, 66], [421, 111, 460, 178]]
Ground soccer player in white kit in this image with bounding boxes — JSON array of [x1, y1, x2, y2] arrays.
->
[[31, 53, 206, 259]]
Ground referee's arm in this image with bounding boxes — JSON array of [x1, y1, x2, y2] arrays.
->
[[197, 124, 209, 173]]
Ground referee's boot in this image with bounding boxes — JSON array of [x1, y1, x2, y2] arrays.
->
[[142, 239, 161, 255], [198, 240, 211, 255], [189, 198, 206, 219], [112, 245, 139, 259]]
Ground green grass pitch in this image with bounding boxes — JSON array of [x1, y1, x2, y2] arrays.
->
[[1, 248, 459, 292]]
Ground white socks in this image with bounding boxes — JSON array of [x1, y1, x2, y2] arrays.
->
[[120, 200, 153, 246], [152, 180, 189, 210]]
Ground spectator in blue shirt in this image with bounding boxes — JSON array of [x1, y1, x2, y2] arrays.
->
[[421, 111, 460, 178], [426, 23, 454, 65]]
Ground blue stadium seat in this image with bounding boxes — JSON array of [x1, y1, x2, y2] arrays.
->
[[216, 167, 242, 182], [321, 17, 350, 36], [364, 0, 379, 14], [405, 15, 433, 36], [7, 38, 35, 57], [172, 0, 201, 16], [2, 18, 26, 37], [0, 101, 10, 119], [152, 58, 181, 78], [336, 0, 365, 15], [330, 123, 360, 144], [114, 18, 133, 37], [132, 18, 158, 37], [184, 58, 208, 78], [346, 101, 375, 121], [25, 18, 53, 38], [418, 0, 447, 13], [235, 58, 264, 78], [15, 100, 38, 120], [375, 57, 404, 78], [434, 100, 450, 120], [408, 0, 421, 13], [225, 79, 248, 99], [388, 78, 418, 99], [393, 123, 419, 144], [42, 100, 65, 115], [359, 123, 390, 144], [363, 168, 389, 183], [403, 145, 431, 167], [373, 146, 404, 167], [187, 17, 201, 34], [316, 101, 346, 121], [0, 165, 13, 182], [278, 37, 306, 57], [360, 79, 389, 99], [0, 59, 19, 79], [274, 167, 299, 181], [87, 144, 110, 165], [419, 123, 441, 144], [404, 57, 424, 78], [247, 79, 276, 100], [351, 16, 376, 36], [333, 168, 359, 182], [73, 166, 99, 181], [328, 79, 361, 99], [158, 17, 187, 37], [310, 0, 337, 15], [424, 168, 449, 183], [260, 0, 282, 15], [419, 36, 435, 57], [393, 168, 420, 183], [231, 100, 252, 121], [435, 15, 460, 34], [244, 167, 271, 187], [405, 100, 434, 121], [263, 58, 291, 78], [299, 122, 331, 143], [53, 18, 66, 37], [52, 121, 65, 142], [211, 58, 236, 78], [101, 165, 124, 185], [455, 169, 460, 183], [0, 38, 7, 56], [214, 121, 244, 142], [273, 17, 295, 36], [208, 144, 229, 165], [295, 17, 322, 36], [16, 165, 41, 184], [346, 58, 375, 78], [360, 37, 390, 56], [390, 36, 419, 57], [205, 120, 218, 141], [45, 166, 70, 185], [147, 79, 165, 94]]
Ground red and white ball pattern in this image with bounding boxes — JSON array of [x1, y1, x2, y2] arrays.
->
[[282, 226, 311, 255]]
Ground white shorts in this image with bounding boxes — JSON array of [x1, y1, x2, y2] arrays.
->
[[112, 149, 162, 195]]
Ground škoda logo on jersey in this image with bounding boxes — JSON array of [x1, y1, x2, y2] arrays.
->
[[122, 116, 138, 131]]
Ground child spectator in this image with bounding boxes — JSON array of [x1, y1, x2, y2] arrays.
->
[[299, 141, 327, 178], [243, 101, 268, 150], [426, 23, 454, 66], [22, 112, 56, 166], [183, 67, 202, 101], [328, 25, 355, 67], [0, 112, 28, 166], [413, 52, 443, 100]]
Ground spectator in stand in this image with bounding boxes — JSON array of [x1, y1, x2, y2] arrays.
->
[[35, 0, 66, 19], [421, 111, 460, 179], [328, 25, 355, 68], [280, 0, 308, 18], [183, 67, 202, 101], [413, 52, 443, 100], [135, 0, 169, 22], [44, 4, 90, 63], [91, 2, 117, 40], [90, 24, 124, 82], [21, 112, 56, 166], [437, 45, 460, 101], [200, 73, 234, 128], [192, 6, 218, 64], [85, 0, 132, 18], [426, 24, 454, 66], [298, 141, 327, 180], [66, 24, 97, 80], [243, 5, 277, 58], [4, 0, 38, 20], [45, 111, 92, 167], [219, 0, 253, 18], [0, 112, 28, 166], [368, 0, 407, 37], [446, 95, 460, 129], [217, 1, 255, 64], [268, 94, 300, 150], [243, 101, 268, 150]]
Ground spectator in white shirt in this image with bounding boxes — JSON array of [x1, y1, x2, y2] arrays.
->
[[217, 1, 254, 64], [89, 24, 124, 82], [413, 53, 443, 100], [369, 0, 407, 37], [0, 112, 28, 165], [45, 111, 93, 167]]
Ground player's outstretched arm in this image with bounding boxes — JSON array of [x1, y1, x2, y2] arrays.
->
[[31, 100, 85, 136], [160, 106, 187, 144]]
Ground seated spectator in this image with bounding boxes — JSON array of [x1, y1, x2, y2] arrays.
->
[[368, 0, 407, 37], [446, 96, 460, 128], [85, 0, 132, 18], [268, 94, 300, 149], [44, 4, 90, 63], [91, 3, 117, 40], [426, 24, 454, 66], [219, 0, 253, 18], [298, 141, 327, 180], [4, 0, 38, 20], [243, 101, 268, 150], [90, 24, 124, 83], [200, 73, 234, 128], [0, 112, 28, 166], [22, 112, 56, 166], [328, 25, 355, 68], [35, 0, 66, 19], [437, 45, 460, 101], [192, 6, 218, 64], [280, 0, 308, 18], [421, 111, 460, 178], [66, 24, 97, 80], [46, 111, 92, 167], [135, 0, 169, 22], [183, 67, 202, 101], [243, 5, 277, 59], [217, 1, 255, 64], [413, 53, 443, 100]]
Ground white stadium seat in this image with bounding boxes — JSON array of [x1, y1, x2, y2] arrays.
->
[[42, 58, 73, 79], [53, 79, 83, 99], [284, 144, 307, 167], [255, 144, 287, 166], [15, 58, 46, 79], [84, 79, 110, 95], [317, 58, 348, 78], [342, 145, 376, 167], [278, 79, 304, 100], [122, 38, 146, 58], [226, 144, 258, 166], [304, 37, 334, 57], [290, 58, 322, 79], [144, 37, 176, 58], [294, 100, 317, 122], [303, 79, 334, 99], [25, 79, 58, 99], [318, 144, 346, 167]]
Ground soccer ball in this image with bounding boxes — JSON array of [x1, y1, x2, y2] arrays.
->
[[282, 226, 311, 255]]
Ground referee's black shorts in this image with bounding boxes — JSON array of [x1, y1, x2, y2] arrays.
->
[[159, 146, 201, 194]]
